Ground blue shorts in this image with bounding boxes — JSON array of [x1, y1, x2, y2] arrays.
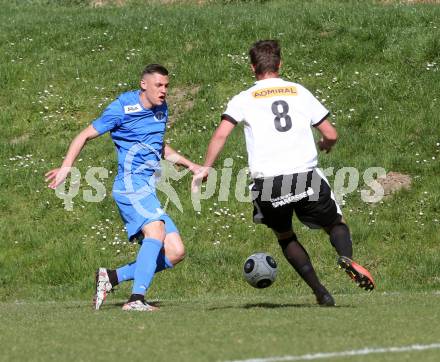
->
[[112, 183, 178, 242]]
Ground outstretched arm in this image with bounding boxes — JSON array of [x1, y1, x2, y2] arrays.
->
[[315, 119, 338, 153], [45, 125, 100, 189], [202, 119, 236, 168], [191, 119, 236, 192], [163, 144, 201, 174]]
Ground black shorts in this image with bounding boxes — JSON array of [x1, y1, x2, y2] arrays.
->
[[252, 169, 342, 233]]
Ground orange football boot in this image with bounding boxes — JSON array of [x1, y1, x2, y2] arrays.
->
[[338, 256, 375, 291]]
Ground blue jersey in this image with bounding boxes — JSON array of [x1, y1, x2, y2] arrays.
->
[[92, 90, 168, 185]]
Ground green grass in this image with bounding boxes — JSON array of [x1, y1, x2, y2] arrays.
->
[[1, 0, 439, 300], [0, 0, 440, 360], [1, 292, 440, 362]]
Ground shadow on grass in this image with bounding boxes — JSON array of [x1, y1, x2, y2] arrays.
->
[[75, 300, 354, 311], [245, 302, 324, 309], [207, 302, 353, 310], [72, 300, 163, 311]]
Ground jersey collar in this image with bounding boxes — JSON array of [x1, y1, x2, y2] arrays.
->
[[254, 77, 282, 85]]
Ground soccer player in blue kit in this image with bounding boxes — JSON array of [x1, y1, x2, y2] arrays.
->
[[46, 64, 200, 311]]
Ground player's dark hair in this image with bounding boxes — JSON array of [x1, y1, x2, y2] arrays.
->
[[141, 63, 169, 78], [249, 40, 281, 75]]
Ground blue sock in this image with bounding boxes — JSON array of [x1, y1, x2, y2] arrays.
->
[[132, 238, 163, 295], [116, 254, 173, 283], [116, 262, 136, 283]]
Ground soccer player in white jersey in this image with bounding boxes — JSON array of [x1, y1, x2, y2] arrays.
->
[[46, 64, 201, 311], [193, 40, 374, 306]]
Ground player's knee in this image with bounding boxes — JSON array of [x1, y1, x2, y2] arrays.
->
[[277, 232, 298, 251], [164, 234, 185, 265], [324, 217, 346, 234], [298, 263, 313, 274], [173, 243, 186, 264], [273, 229, 295, 240], [329, 222, 350, 237]]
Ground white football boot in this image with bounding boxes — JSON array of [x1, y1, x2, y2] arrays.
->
[[122, 300, 158, 312], [93, 268, 113, 310]]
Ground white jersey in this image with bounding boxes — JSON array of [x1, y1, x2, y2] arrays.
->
[[222, 78, 329, 178]]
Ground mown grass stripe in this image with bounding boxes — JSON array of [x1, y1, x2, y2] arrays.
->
[[223, 343, 440, 362]]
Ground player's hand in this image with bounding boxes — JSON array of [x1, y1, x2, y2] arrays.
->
[[188, 162, 203, 175], [317, 138, 332, 153], [191, 167, 210, 193], [45, 167, 71, 189]]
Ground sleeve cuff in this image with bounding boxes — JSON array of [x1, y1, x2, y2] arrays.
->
[[221, 114, 238, 125], [312, 112, 330, 128], [91, 121, 104, 135]]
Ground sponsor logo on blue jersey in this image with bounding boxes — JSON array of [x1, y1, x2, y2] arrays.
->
[[124, 104, 142, 114]]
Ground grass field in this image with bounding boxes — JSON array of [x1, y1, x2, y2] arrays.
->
[[1, 292, 440, 362], [0, 0, 439, 360]]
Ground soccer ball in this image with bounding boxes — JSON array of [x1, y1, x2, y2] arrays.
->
[[243, 252, 277, 288]]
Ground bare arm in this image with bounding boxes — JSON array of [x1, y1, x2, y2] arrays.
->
[[163, 144, 201, 174], [315, 119, 338, 153], [191, 119, 236, 192], [203, 119, 236, 168], [45, 125, 100, 189]]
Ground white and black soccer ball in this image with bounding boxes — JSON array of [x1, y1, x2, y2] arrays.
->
[[243, 252, 278, 288]]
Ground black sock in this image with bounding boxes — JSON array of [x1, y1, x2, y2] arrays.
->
[[279, 236, 328, 296], [329, 223, 353, 258], [128, 294, 145, 303], [108, 269, 119, 287]]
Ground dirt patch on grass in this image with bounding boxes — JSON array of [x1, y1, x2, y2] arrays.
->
[[10, 134, 30, 145], [149, 0, 207, 3], [376, 172, 412, 197], [90, 0, 125, 6], [167, 85, 200, 125]]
